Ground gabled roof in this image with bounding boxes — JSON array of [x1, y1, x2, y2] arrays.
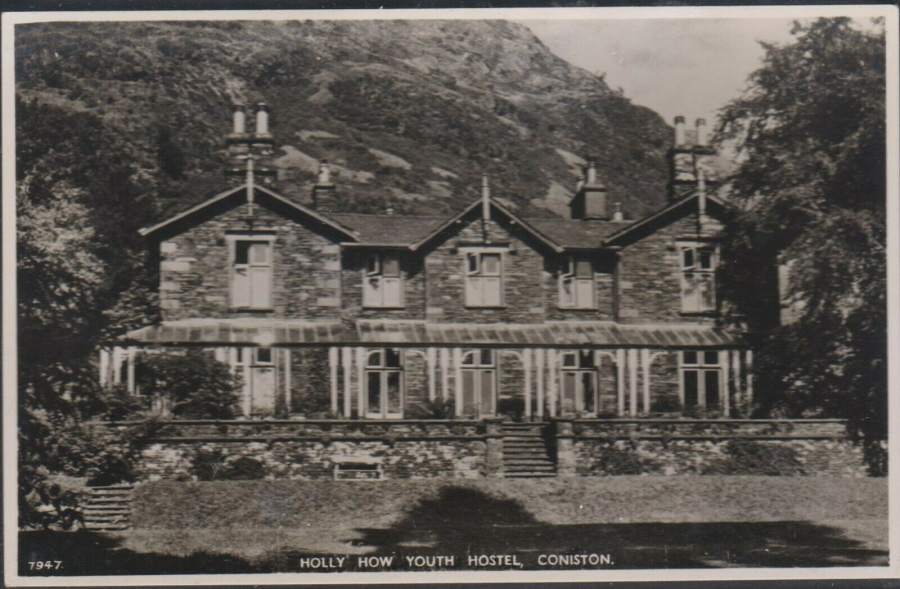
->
[[603, 191, 730, 246], [138, 183, 358, 241], [409, 197, 565, 253]]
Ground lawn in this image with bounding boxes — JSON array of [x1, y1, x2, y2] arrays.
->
[[20, 476, 889, 576]]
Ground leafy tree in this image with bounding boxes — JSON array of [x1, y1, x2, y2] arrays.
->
[[716, 18, 886, 473], [137, 351, 242, 419]]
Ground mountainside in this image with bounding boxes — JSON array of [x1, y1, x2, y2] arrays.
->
[[16, 20, 673, 221]]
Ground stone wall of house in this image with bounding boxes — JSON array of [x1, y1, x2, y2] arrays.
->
[[422, 215, 548, 323], [615, 206, 724, 324], [157, 200, 343, 321], [559, 419, 868, 477]]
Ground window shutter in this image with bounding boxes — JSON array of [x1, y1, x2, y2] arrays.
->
[[251, 266, 271, 308], [233, 266, 250, 307]]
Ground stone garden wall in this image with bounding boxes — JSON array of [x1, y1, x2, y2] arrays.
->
[[94, 420, 497, 482], [557, 419, 868, 477]]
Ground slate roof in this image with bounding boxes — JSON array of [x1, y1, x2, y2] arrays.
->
[[328, 214, 447, 245], [524, 218, 632, 249], [119, 319, 745, 348]]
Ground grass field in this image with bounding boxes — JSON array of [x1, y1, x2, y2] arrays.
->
[[20, 476, 889, 575]]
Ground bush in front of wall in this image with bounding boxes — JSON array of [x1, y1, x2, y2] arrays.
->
[[590, 444, 658, 476], [702, 439, 805, 476], [191, 449, 267, 481]]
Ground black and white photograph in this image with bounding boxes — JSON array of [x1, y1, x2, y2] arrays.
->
[[2, 5, 897, 585]]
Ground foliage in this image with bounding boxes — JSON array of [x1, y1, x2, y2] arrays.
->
[[137, 351, 242, 419], [702, 440, 804, 476], [650, 396, 683, 414], [590, 445, 658, 476], [192, 449, 267, 481], [716, 18, 886, 473], [102, 385, 148, 421], [289, 350, 331, 417], [497, 397, 525, 422], [407, 398, 456, 420]]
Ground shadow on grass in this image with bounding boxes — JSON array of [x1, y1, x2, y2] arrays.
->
[[20, 486, 888, 576]]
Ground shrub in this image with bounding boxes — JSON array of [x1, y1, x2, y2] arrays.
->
[[102, 384, 147, 421], [702, 440, 805, 475], [650, 396, 682, 414], [137, 350, 241, 419], [591, 445, 658, 475], [191, 449, 267, 481], [407, 398, 455, 420], [497, 397, 525, 422]]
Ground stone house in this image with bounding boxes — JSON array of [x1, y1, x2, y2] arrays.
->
[[101, 106, 755, 421]]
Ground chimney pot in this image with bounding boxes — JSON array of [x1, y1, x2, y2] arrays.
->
[[233, 104, 246, 135], [586, 160, 597, 184], [613, 202, 624, 221], [674, 116, 686, 146], [255, 102, 270, 136], [317, 159, 332, 185], [695, 118, 708, 146]]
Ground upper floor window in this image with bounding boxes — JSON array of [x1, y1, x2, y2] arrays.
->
[[363, 252, 403, 308], [680, 243, 717, 313], [559, 257, 595, 309], [230, 238, 273, 309], [465, 251, 503, 307]]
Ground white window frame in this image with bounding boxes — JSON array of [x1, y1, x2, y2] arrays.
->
[[461, 349, 497, 417], [364, 348, 404, 419], [679, 350, 722, 409], [363, 252, 404, 308], [227, 235, 276, 310], [679, 242, 718, 313], [560, 350, 599, 413], [559, 256, 596, 309], [462, 248, 505, 308]]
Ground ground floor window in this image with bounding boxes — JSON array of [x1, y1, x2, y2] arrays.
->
[[461, 349, 496, 417], [560, 350, 597, 414], [366, 348, 403, 418], [681, 350, 721, 409]]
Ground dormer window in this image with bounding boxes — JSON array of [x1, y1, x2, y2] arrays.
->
[[559, 256, 595, 309], [680, 243, 717, 313], [363, 252, 403, 308], [229, 237, 273, 309], [464, 251, 503, 307]]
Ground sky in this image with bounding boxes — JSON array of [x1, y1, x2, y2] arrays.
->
[[520, 18, 799, 127]]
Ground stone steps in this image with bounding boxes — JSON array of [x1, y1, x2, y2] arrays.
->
[[83, 485, 134, 531], [501, 424, 556, 478]]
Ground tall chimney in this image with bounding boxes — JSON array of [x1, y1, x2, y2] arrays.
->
[[312, 159, 337, 212], [674, 116, 686, 146], [233, 104, 246, 135], [569, 159, 608, 220], [695, 118, 708, 146], [255, 102, 270, 136]]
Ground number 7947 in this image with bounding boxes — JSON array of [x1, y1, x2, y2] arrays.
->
[[28, 561, 63, 570]]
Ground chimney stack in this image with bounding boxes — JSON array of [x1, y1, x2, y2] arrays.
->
[[226, 102, 276, 186], [312, 159, 337, 212], [674, 116, 686, 146], [569, 159, 609, 220], [695, 118, 708, 146], [666, 115, 718, 201], [612, 202, 624, 221]]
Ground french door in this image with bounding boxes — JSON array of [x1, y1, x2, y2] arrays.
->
[[461, 349, 496, 418], [560, 350, 597, 414], [365, 349, 404, 419]]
